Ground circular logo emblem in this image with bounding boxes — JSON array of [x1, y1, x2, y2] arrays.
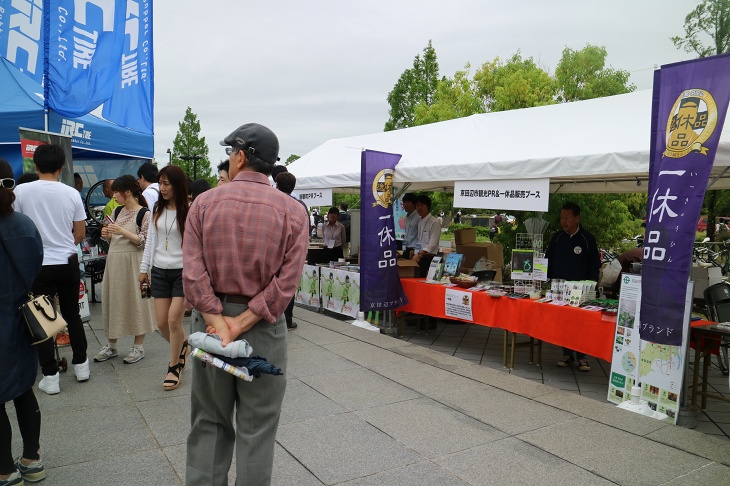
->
[[664, 89, 718, 159], [371, 169, 394, 209], [574, 246, 582, 255]]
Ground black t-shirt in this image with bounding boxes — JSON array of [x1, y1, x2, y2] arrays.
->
[[545, 225, 600, 281]]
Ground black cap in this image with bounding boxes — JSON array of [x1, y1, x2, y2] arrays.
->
[[220, 123, 280, 164]]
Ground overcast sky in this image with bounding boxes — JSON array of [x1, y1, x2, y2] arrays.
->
[[152, 0, 697, 170]]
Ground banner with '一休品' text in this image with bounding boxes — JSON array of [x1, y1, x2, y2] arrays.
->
[[640, 54, 730, 346], [359, 150, 408, 312]]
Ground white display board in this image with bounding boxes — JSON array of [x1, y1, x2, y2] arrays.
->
[[296, 265, 321, 309], [453, 178, 549, 211], [607, 274, 643, 405], [607, 274, 692, 424]]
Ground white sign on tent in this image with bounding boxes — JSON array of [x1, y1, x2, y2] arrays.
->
[[298, 188, 333, 208], [453, 179, 549, 211]]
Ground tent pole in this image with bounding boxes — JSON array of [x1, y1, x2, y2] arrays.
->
[[707, 167, 730, 189], [393, 182, 411, 201]]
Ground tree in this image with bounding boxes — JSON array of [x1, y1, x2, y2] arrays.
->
[[475, 53, 557, 112], [171, 107, 215, 187], [672, 1, 730, 240], [413, 65, 483, 125], [554, 45, 635, 102], [671, 0, 730, 58], [384, 40, 440, 131], [285, 154, 300, 166]]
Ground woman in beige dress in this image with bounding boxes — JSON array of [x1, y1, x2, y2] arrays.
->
[[95, 175, 156, 364]]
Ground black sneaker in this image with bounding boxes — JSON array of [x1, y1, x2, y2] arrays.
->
[[556, 355, 575, 367], [287, 322, 298, 330]]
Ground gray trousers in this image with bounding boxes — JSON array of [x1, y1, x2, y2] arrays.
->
[[186, 304, 288, 486]]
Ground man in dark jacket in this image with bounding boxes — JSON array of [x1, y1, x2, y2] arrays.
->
[[545, 202, 600, 371]]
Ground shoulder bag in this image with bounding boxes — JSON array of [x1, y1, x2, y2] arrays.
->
[[0, 228, 66, 345]]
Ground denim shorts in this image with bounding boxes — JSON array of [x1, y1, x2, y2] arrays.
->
[[150, 266, 184, 298]]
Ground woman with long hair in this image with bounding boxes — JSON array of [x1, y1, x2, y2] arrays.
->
[[139, 166, 190, 390], [95, 175, 156, 365], [0, 158, 46, 485]]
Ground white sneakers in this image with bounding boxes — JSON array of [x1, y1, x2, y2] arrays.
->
[[38, 373, 60, 395], [74, 358, 90, 381], [38, 358, 91, 395]]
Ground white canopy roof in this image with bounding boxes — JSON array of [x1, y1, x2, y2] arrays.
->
[[288, 90, 730, 194]]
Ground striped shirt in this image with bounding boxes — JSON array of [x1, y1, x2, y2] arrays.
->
[[182, 171, 309, 321]]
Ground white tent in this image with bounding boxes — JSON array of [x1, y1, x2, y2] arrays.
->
[[288, 90, 730, 194]]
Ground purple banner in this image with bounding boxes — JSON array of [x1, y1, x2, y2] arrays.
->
[[360, 150, 408, 312], [640, 54, 730, 345]]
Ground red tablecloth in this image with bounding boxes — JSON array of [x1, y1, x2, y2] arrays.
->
[[398, 279, 617, 361]]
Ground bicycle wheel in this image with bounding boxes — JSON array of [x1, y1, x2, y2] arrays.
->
[[84, 180, 110, 226]]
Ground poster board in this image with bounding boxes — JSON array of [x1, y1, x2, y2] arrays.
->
[[511, 249, 534, 279], [607, 274, 643, 405], [320, 267, 361, 318], [296, 265, 321, 309]]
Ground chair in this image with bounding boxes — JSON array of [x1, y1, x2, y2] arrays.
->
[[702, 282, 730, 374]]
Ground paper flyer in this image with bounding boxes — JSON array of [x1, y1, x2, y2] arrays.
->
[[445, 288, 473, 321]]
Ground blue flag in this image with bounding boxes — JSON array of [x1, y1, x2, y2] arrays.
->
[[359, 150, 408, 312], [0, 0, 45, 84], [640, 54, 730, 345]]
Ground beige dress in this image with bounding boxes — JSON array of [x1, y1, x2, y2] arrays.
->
[[101, 207, 155, 340]]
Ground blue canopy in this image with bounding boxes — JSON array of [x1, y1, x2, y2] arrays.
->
[[0, 58, 153, 176]]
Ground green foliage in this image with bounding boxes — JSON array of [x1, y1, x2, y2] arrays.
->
[[333, 193, 360, 211], [545, 194, 643, 250], [171, 107, 215, 187], [554, 45, 635, 102], [474, 53, 557, 111], [285, 154, 300, 166], [671, 0, 730, 57], [384, 40, 440, 131], [414, 65, 484, 124]]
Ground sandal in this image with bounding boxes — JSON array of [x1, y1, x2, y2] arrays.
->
[[163, 363, 182, 391], [178, 340, 189, 371]]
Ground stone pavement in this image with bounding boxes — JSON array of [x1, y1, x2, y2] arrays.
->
[[8, 303, 730, 485]]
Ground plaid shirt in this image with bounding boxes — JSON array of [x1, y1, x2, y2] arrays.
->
[[183, 171, 309, 321]]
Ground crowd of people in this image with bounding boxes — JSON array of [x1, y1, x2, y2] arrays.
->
[[0, 122, 310, 485]]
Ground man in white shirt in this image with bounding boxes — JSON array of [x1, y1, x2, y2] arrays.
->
[[14, 144, 89, 395], [402, 193, 420, 260], [323, 206, 346, 262], [412, 194, 441, 278], [137, 162, 159, 210]]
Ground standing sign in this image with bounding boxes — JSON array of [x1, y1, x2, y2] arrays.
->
[[359, 150, 408, 312], [18, 128, 74, 186], [608, 275, 643, 405], [454, 178, 548, 211], [79, 280, 91, 320], [641, 55, 730, 346]]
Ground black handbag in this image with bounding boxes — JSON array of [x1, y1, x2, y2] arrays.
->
[[0, 229, 66, 344]]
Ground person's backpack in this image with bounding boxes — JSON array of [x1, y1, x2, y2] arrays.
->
[[338, 212, 351, 243], [113, 206, 150, 230]]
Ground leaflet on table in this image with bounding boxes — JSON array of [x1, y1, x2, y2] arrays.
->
[[320, 267, 360, 318], [443, 253, 464, 277], [532, 258, 548, 281], [444, 288, 473, 321], [425, 256, 443, 282], [607, 274, 643, 406], [296, 265, 321, 308]]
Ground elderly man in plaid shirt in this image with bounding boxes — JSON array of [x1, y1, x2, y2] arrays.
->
[[183, 123, 308, 486]]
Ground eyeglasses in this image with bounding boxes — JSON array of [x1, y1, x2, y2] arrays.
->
[[0, 178, 15, 189], [225, 146, 239, 156]]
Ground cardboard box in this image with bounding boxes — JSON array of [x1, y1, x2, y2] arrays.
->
[[691, 265, 722, 299], [455, 242, 504, 282], [454, 228, 476, 245], [397, 259, 420, 278]]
